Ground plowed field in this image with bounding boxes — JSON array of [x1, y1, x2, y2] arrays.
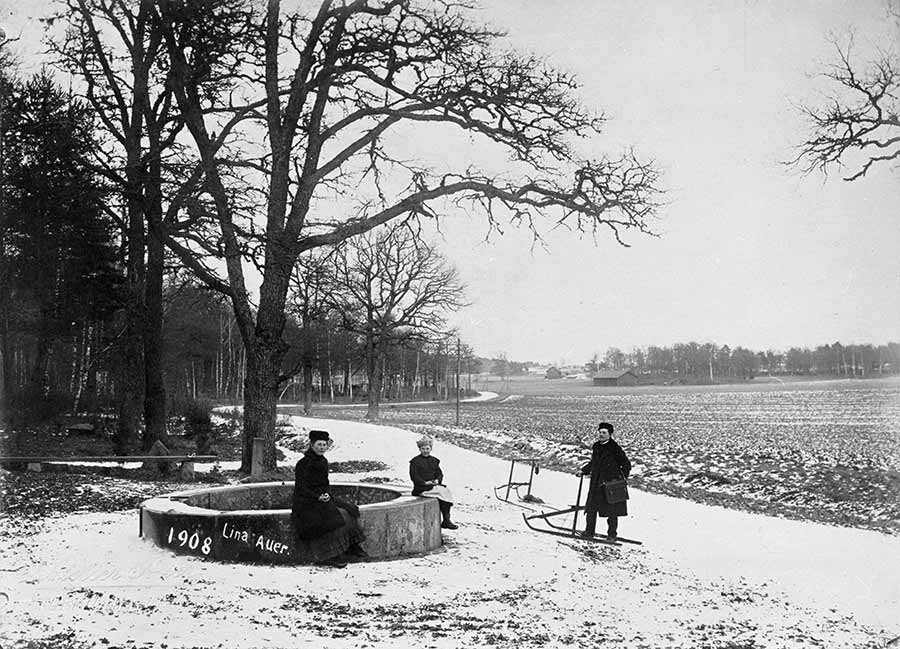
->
[[305, 376, 900, 534]]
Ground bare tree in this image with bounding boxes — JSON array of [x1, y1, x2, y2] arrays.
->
[[795, 36, 900, 181], [153, 0, 659, 471], [329, 226, 466, 420], [604, 347, 625, 370], [49, 0, 252, 449], [286, 250, 336, 415], [49, 0, 163, 449]]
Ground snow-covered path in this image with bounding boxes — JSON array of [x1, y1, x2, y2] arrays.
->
[[1, 415, 897, 648], [275, 390, 501, 409]]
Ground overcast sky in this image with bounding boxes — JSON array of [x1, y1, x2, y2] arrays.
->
[[2, 1, 898, 365], [439, 0, 900, 364]]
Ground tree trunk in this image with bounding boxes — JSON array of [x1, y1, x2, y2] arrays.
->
[[117, 306, 144, 453], [344, 360, 351, 400], [72, 322, 90, 411], [414, 349, 420, 397], [366, 337, 383, 420], [0, 286, 9, 421], [82, 324, 100, 412], [316, 341, 323, 404], [115, 157, 145, 454], [27, 311, 53, 401], [303, 361, 314, 415], [0, 156, 8, 419], [143, 226, 166, 449], [300, 315, 314, 415], [236, 260, 290, 473], [240, 340, 284, 473], [326, 333, 335, 403]]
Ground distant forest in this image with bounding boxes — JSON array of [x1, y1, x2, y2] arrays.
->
[[491, 341, 900, 384], [3, 280, 476, 423]]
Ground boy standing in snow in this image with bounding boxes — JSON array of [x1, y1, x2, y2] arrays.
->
[[577, 421, 631, 539]]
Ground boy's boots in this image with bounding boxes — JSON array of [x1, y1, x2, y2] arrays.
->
[[439, 500, 458, 529]]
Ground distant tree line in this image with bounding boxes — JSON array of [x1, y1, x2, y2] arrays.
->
[[485, 353, 528, 380], [587, 341, 900, 383], [160, 281, 475, 415]]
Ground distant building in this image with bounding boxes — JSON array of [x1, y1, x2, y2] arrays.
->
[[592, 369, 638, 387], [545, 366, 562, 379]]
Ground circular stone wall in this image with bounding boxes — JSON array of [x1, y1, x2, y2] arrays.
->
[[139, 482, 441, 564]]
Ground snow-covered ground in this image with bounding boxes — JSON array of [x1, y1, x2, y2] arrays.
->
[[2, 415, 898, 648]]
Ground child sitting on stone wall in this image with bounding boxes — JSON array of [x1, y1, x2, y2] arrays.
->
[[409, 436, 458, 529]]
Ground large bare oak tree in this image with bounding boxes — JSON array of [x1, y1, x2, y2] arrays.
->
[[154, 0, 660, 472]]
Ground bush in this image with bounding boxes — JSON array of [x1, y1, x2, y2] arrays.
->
[[6, 389, 72, 429], [184, 398, 213, 454]]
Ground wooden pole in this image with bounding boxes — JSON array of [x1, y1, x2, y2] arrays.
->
[[572, 474, 585, 535], [455, 337, 461, 425]]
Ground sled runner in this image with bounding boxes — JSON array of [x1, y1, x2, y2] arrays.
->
[[521, 512, 622, 545], [493, 457, 548, 510], [520, 474, 643, 545], [537, 514, 643, 545]]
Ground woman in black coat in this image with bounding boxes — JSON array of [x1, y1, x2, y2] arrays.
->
[[292, 430, 365, 567], [577, 421, 631, 539]]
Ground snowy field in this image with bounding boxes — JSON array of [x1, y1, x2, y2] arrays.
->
[[1, 413, 899, 648]]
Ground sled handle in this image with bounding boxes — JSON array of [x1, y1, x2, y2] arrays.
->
[[505, 460, 515, 501], [572, 473, 584, 535]]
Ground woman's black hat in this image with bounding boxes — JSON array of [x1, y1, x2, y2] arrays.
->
[[597, 422, 614, 435]]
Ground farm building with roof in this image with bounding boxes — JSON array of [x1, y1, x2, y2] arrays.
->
[[592, 369, 639, 387]]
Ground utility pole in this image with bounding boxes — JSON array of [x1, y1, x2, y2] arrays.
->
[[455, 337, 461, 425]]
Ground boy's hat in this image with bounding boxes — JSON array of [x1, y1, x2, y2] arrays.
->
[[309, 430, 330, 442], [597, 422, 614, 434]]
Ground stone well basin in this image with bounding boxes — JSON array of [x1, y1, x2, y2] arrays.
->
[[140, 482, 441, 564]]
